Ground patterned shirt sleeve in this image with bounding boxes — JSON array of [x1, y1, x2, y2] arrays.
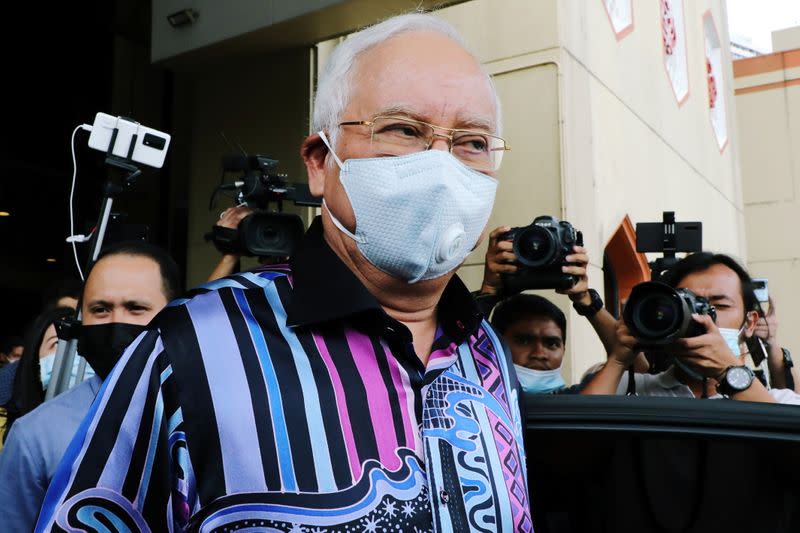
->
[[35, 329, 192, 532]]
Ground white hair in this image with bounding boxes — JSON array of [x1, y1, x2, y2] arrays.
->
[[312, 12, 502, 149]]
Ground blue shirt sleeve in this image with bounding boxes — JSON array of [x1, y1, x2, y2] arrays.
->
[[0, 420, 49, 531]]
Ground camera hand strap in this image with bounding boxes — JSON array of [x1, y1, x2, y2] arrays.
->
[[626, 366, 637, 396]]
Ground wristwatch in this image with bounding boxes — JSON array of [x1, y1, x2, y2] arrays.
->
[[717, 365, 755, 396], [572, 288, 603, 317]]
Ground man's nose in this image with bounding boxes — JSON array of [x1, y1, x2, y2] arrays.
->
[[530, 343, 548, 359], [428, 134, 451, 152]]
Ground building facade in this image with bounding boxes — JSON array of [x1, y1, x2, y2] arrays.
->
[[735, 26, 800, 359]]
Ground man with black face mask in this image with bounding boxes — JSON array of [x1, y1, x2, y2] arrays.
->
[[0, 241, 178, 531]]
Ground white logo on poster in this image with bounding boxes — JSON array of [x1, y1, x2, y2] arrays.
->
[[660, 0, 689, 104], [704, 13, 727, 151], [603, 0, 633, 36]]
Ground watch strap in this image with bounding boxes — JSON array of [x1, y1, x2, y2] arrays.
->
[[573, 288, 603, 317]]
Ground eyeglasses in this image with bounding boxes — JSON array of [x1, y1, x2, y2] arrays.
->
[[338, 115, 509, 171]]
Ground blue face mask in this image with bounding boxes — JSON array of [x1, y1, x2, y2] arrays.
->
[[39, 352, 56, 389], [514, 364, 566, 394], [318, 131, 497, 283]]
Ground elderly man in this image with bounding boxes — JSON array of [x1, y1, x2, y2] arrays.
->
[[0, 241, 178, 531], [36, 13, 531, 533]]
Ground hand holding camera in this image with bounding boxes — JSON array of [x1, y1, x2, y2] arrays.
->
[[556, 245, 590, 303], [622, 281, 742, 379], [480, 226, 518, 295], [673, 313, 743, 380], [481, 215, 584, 295]]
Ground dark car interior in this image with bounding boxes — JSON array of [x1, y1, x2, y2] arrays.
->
[[525, 395, 800, 533]]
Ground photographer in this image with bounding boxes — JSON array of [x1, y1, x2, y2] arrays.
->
[[478, 225, 647, 382], [582, 253, 800, 404]]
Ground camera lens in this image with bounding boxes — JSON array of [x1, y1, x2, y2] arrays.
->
[[240, 212, 304, 257], [514, 226, 556, 267], [256, 224, 290, 249], [632, 294, 680, 338]]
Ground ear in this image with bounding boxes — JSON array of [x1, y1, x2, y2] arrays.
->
[[301, 132, 329, 197], [743, 310, 759, 338]]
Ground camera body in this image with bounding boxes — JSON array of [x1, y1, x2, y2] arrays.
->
[[211, 212, 304, 258], [500, 215, 581, 292], [623, 281, 717, 346], [207, 155, 321, 258]]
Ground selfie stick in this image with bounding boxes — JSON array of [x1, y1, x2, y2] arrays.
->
[[46, 129, 142, 400]]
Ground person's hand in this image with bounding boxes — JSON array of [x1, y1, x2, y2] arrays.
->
[[480, 226, 517, 295], [753, 296, 778, 346], [217, 205, 254, 230], [608, 319, 639, 368], [673, 314, 741, 379], [556, 245, 590, 303]]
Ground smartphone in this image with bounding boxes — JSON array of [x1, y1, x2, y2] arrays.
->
[[746, 335, 769, 368], [87, 112, 171, 169], [752, 278, 769, 303]]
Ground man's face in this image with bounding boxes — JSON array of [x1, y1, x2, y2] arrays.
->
[[311, 30, 498, 245], [676, 263, 751, 331], [81, 254, 169, 326], [503, 316, 565, 371]]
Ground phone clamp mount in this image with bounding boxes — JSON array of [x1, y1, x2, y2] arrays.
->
[[635, 211, 703, 281], [104, 120, 144, 187]]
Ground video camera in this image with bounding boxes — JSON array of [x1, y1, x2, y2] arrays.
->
[[500, 215, 583, 292], [206, 155, 321, 258]]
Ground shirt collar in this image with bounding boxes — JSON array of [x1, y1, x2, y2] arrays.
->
[[285, 217, 482, 343]]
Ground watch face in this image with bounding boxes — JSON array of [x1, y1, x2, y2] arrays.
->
[[727, 367, 752, 391]]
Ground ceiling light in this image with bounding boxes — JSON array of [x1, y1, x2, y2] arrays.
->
[[167, 8, 199, 28], [46, 258, 57, 263], [0, 211, 10, 217]]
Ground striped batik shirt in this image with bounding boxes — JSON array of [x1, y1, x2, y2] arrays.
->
[[37, 217, 533, 533]]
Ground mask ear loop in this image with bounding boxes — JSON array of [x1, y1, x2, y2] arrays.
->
[[318, 131, 344, 169], [316, 131, 365, 245]]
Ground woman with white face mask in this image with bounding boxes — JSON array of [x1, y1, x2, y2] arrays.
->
[[2, 306, 74, 440]]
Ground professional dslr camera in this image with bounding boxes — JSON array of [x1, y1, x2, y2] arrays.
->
[[623, 281, 716, 346], [206, 155, 321, 258], [500, 215, 583, 292]]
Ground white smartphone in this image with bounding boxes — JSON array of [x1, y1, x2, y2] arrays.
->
[[87, 112, 171, 169], [752, 278, 769, 304]]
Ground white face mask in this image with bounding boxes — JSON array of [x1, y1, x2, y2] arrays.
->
[[39, 352, 56, 389], [719, 324, 745, 358], [318, 131, 498, 283], [514, 364, 566, 394]]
